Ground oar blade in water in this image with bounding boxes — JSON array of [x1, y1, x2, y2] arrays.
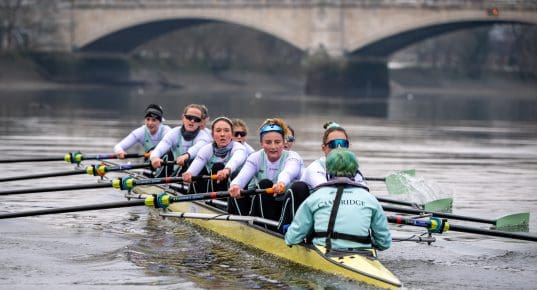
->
[[494, 212, 530, 232], [385, 169, 416, 195], [423, 197, 453, 213]]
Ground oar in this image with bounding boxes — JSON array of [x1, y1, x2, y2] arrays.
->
[[387, 215, 537, 242], [0, 152, 150, 164], [365, 169, 416, 194], [375, 196, 421, 208], [368, 170, 454, 212], [382, 204, 529, 232], [64, 152, 150, 164], [0, 175, 214, 195], [0, 188, 273, 219], [0, 161, 176, 182]]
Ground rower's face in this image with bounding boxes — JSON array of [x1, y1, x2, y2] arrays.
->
[[212, 120, 232, 148], [233, 126, 246, 144], [322, 131, 348, 155], [182, 108, 203, 132], [261, 132, 284, 162], [145, 117, 160, 134]]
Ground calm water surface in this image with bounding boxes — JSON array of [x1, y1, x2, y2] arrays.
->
[[0, 86, 536, 289]]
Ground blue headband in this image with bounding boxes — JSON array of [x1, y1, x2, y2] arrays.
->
[[259, 123, 283, 140]]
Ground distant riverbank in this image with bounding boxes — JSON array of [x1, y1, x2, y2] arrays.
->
[[1, 54, 535, 100]]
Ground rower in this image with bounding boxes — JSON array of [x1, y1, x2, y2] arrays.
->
[[284, 125, 295, 150], [181, 116, 247, 194], [113, 104, 173, 177], [300, 121, 368, 189], [285, 148, 391, 252], [113, 104, 171, 159], [231, 118, 256, 156], [228, 118, 304, 220], [149, 104, 212, 177]]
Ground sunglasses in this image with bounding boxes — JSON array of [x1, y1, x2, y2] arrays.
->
[[234, 131, 247, 137], [325, 139, 349, 149], [287, 136, 295, 143], [184, 114, 202, 123]]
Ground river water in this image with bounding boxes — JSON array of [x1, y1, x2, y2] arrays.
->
[[0, 84, 536, 289]]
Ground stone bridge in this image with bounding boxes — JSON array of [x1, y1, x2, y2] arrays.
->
[[44, 0, 537, 97], [58, 0, 537, 57]]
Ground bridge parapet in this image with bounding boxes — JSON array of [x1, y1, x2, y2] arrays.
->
[[71, 0, 537, 10]]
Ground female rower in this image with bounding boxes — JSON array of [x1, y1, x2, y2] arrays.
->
[[285, 148, 391, 252], [228, 118, 304, 221], [300, 121, 367, 189], [279, 122, 368, 229], [284, 125, 295, 150], [182, 117, 247, 194], [113, 104, 171, 159], [231, 118, 255, 156], [150, 104, 212, 175]]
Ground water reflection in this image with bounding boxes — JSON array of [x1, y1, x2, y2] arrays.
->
[[2, 85, 535, 123]]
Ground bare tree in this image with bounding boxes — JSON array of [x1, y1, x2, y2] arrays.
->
[[0, 0, 23, 51]]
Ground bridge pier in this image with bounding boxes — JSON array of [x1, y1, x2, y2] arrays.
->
[[304, 53, 390, 98]]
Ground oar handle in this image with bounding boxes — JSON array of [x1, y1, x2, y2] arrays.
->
[[144, 188, 274, 209]]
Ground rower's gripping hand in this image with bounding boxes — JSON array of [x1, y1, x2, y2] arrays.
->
[[115, 150, 127, 159], [229, 184, 241, 198], [215, 167, 231, 184], [272, 182, 286, 197], [151, 157, 163, 169], [182, 172, 192, 183]]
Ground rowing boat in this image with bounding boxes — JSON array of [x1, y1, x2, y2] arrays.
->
[[132, 183, 402, 289]]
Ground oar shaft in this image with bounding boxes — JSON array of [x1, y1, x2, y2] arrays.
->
[[0, 153, 149, 164], [387, 216, 537, 242], [0, 182, 112, 195], [376, 197, 419, 208], [0, 157, 65, 163], [0, 188, 272, 219], [0, 169, 87, 182], [448, 223, 537, 242], [382, 204, 496, 224], [168, 188, 268, 203], [365, 177, 386, 181], [83, 153, 146, 160], [0, 200, 145, 219]]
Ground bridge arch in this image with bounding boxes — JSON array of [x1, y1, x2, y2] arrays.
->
[[349, 20, 534, 57], [343, 9, 537, 57], [75, 11, 308, 53]]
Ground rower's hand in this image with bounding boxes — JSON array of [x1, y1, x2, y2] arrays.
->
[[176, 153, 189, 166], [272, 182, 286, 197], [229, 184, 241, 198], [151, 157, 163, 168], [116, 150, 127, 159], [182, 172, 192, 183], [216, 168, 231, 184]]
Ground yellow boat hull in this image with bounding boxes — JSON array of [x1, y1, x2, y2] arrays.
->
[[135, 185, 402, 289]]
